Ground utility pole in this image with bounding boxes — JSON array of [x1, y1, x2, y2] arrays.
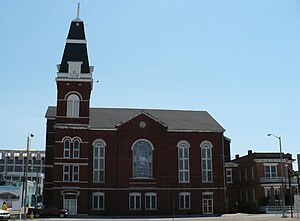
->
[[23, 133, 34, 220]]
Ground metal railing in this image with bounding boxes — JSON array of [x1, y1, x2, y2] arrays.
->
[[260, 177, 298, 184]]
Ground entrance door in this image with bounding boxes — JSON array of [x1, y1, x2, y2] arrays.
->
[[202, 194, 213, 214], [64, 194, 77, 215]]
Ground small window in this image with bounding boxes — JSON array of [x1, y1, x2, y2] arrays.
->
[[179, 192, 191, 209], [73, 165, 79, 181], [145, 192, 157, 210], [63, 165, 70, 181], [129, 193, 141, 210], [73, 139, 80, 158], [64, 139, 71, 158], [226, 169, 233, 183], [265, 165, 277, 179], [92, 192, 105, 210]]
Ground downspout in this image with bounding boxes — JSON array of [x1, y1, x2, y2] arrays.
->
[[115, 128, 119, 213], [222, 133, 227, 213], [166, 127, 170, 215]]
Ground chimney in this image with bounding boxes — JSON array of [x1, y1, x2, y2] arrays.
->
[[248, 150, 252, 155], [235, 154, 239, 159]]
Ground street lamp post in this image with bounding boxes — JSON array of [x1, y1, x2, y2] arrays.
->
[[268, 133, 286, 218], [23, 133, 34, 219]]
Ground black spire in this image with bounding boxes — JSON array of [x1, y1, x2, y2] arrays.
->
[[58, 4, 91, 74]]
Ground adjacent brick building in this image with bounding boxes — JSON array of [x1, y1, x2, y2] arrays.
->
[[43, 13, 231, 216], [231, 150, 297, 213]]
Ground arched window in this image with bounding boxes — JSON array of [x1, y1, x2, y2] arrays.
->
[[200, 141, 213, 182], [132, 139, 153, 178], [93, 140, 106, 182], [64, 138, 71, 158], [177, 141, 190, 183], [67, 94, 80, 118], [73, 139, 80, 158]]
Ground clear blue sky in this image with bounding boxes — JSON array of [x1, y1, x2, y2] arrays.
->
[[1, 1, 299, 170]]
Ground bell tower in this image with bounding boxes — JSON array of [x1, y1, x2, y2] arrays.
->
[[55, 4, 94, 125]]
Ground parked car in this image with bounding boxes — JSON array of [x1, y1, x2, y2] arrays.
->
[[28, 207, 68, 218], [0, 209, 10, 220]]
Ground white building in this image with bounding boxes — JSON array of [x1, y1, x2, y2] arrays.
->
[[0, 150, 45, 202]]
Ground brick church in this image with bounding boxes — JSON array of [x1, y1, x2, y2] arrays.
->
[[44, 11, 231, 216]]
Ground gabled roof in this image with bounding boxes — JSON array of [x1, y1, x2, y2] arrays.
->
[[115, 110, 168, 128], [45, 106, 225, 132]]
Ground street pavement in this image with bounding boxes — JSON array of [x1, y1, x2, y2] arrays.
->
[[8, 213, 300, 221]]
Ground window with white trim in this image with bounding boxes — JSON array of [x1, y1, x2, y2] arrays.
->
[[145, 192, 157, 210], [201, 141, 213, 182], [93, 140, 105, 182], [132, 139, 153, 178], [179, 192, 191, 209], [129, 193, 141, 210], [73, 165, 79, 181], [67, 94, 80, 118], [265, 165, 277, 179], [244, 168, 248, 181], [92, 192, 105, 210], [73, 139, 80, 158], [226, 168, 232, 183], [63, 165, 70, 181], [251, 166, 255, 179], [178, 141, 190, 183], [64, 139, 70, 158]]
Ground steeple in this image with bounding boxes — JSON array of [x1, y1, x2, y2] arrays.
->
[[55, 4, 93, 125], [57, 3, 93, 78]]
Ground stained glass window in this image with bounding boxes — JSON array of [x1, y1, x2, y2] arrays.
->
[[132, 140, 153, 178]]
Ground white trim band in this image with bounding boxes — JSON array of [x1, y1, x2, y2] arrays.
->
[[66, 39, 87, 44]]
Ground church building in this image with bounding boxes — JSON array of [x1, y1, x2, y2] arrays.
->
[[44, 11, 231, 216]]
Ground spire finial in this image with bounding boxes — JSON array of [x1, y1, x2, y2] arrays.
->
[[76, 2, 80, 20]]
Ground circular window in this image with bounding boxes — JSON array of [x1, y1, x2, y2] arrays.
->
[[139, 121, 146, 128]]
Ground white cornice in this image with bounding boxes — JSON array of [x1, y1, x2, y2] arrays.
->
[[254, 159, 292, 164], [55, 125, 90, 130], [56, 74, 92, 81]]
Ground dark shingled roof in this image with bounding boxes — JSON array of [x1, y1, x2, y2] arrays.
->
[[45, 106, 225, 132], [59, 20, 90, 73]]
